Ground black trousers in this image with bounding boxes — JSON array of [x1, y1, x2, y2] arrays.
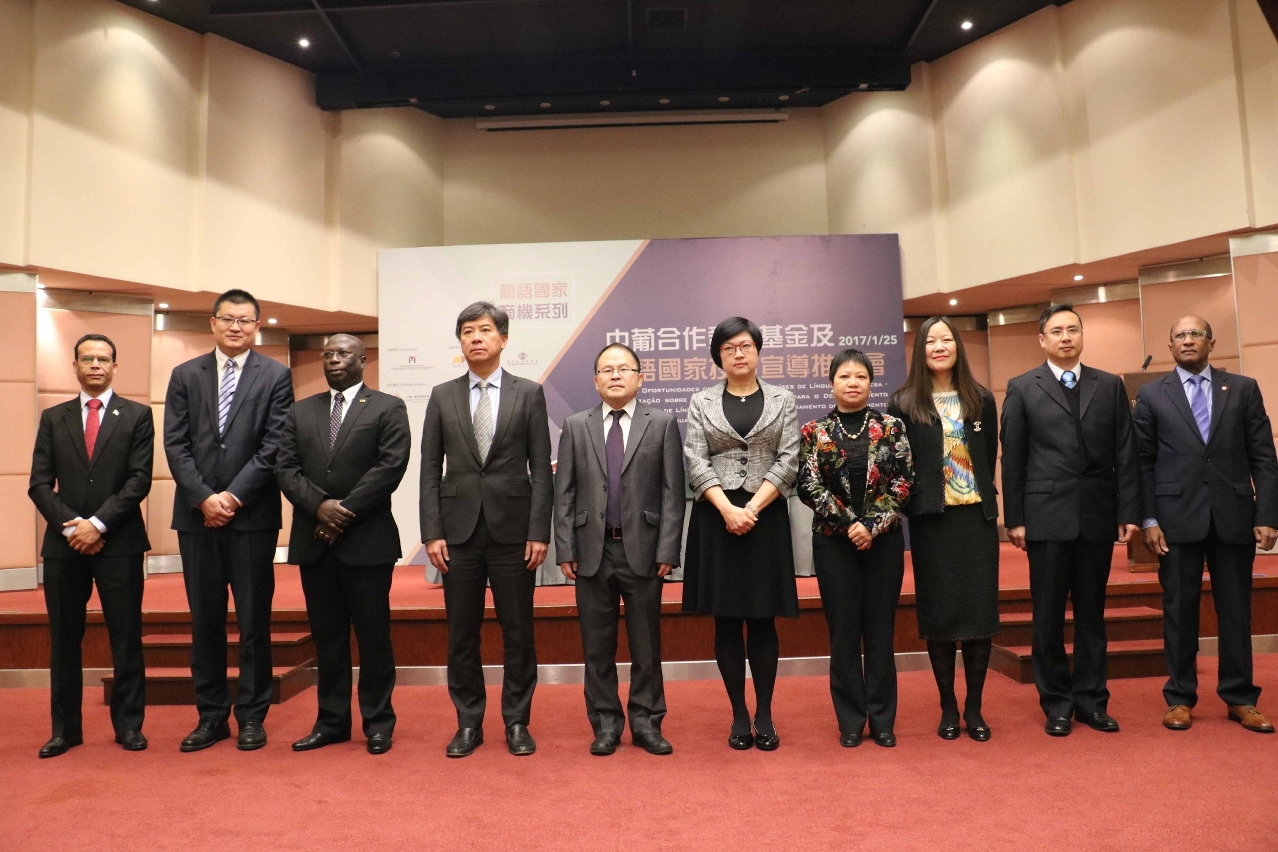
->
[[442, 515, 537, 728], [575, 539, 666, 738], [43, 553, 145, 737], [1026, 537, 1113, 718], [1160, 521, 1260, 708], [812, 528, 905, 735], [299, 552, 396, 738], [179, 528, 278, 726]]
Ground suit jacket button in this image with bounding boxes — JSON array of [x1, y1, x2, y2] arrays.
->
[[220, 443, 225, 449], [740, 458, 747, 464], [480, 472, 486, 478], [599, 512, 605, 519]]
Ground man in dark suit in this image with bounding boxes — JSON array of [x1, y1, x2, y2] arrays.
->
[[164, 289, 294, 752], [1133, 315, 1277, 734], [420, 301, 553, 757], [29, 334, 153, 757], [277, 334, 411, 754], [1001, 303, 1141, 737], [554, 343, 685, 756]]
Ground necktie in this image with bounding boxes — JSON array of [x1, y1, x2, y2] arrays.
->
[[330, 391, 345, 450], [473, 380, 493, 463], [84, 398, 103, 461], [1188, 374, 1211, 443], [1061, 370, 1077, 390], [218, 358, 236, 435], [605, 409, 625, 529]]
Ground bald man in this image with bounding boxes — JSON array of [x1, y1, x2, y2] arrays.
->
[[276, 334, 411, 754], [1133, 315, 1278, 733]]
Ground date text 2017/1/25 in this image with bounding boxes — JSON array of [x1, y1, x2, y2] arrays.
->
[[838, 335, 898, 346]]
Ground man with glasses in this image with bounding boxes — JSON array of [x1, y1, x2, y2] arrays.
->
[[553, 343, 685, 756], [1133, 316, 1277, 733], [164, 289, 294, 752], [29, 334, 153, 757], [420, 301, 553, 757], [1001, 303, 1141, 737]]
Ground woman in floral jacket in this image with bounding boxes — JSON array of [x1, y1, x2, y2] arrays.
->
[[797, 348, 913, 748]]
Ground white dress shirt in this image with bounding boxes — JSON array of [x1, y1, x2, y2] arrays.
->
[[64, 389, 113, 538], [329, 382, 363, 426], [213, 347, 250, 400], [1144, 364, 1216, 529], [601, 398, 638, 450], [468, 367, 503, 435], [1046, 360, 1083, 383]]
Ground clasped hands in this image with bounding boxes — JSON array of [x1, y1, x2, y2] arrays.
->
[[314, 499, 356, 546], [199, 491, 241, 528], [62, 519, 104, 555]]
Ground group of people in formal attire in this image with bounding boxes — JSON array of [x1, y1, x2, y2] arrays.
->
[[29, 291, 1276, 761]]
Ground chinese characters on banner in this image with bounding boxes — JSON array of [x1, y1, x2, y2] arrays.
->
[[492, 272, 574, 323]]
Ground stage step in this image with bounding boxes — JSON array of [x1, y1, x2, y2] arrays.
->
[[141, 632, 315, 668], [989, 639, 1166, 684], [997, 606, 1164, 646], [102, 661, 316, 706]]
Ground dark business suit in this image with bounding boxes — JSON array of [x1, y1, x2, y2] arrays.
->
[[1001, 363, 1140, 718], [29, 393, 153, 738], [164, 349, 294, 726], [277, 386, 411, 738], [554, 402, 686, 738], [419, 370, 553, 727], [1133, 368, 1278, 708]]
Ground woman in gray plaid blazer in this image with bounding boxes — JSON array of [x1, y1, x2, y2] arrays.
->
[[681, 317, 801, 752]]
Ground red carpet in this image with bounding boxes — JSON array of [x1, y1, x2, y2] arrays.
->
[[4, 659, 1277, 850]]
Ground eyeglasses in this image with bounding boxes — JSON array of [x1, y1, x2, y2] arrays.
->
[[719, 342, 757, 356], [1172, 329, 1209, 341], [213, 315, 259, 329], [596, 367, 639, 377], [1044, 326, 1081, 338]]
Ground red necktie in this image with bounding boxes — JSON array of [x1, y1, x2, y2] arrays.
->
[[85, 398, 103, 460]]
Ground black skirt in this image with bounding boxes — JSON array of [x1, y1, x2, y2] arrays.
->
[[681, 488, 800, 619], [907, 503, 1000, 641]]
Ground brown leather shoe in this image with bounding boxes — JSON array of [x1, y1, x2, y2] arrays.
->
[[1162, 705, 1192, 730], [1227, 705, 1275, 733]]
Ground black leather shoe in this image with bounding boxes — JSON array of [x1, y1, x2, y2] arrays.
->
[[506, 723, 536, 756], [754, 728, 780, 751], [366, 734, 392, 755], [180, 720, 231, 752], [1075, 709, 1120, 733], [728, 731, 754, 750], [446, 727, 483, 758], [633, 731, 673, 755], [965, 720, 992, 742], [1045, 716, 1072, 737], [292, 731, 350, 752], [839, 731, 862, 748], [590, 732, 620, 755], [38, 734, 83, 759], [116, 730, 148, 751], [871, 731, 897, 748], [938, 722, 961, 740], [237, 722, 267, 751]]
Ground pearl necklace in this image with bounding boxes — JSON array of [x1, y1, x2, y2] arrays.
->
[[839, 409, 870, 439]]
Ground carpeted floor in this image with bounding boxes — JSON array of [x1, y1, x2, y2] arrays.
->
[[4, 658, 1277, 851]]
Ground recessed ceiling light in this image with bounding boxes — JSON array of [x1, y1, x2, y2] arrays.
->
[[540, 102, 551, 108], [298, 37, 310, 48], [659, 98, 670, 105], [408, 97, 418, 104], [267, 318, 278, 325], [949, 298, 958, 306], [1074, 274, 1084, 281], [857, 83, 870, 90], [960, 20, 973, 30], [484, 104, 495, 110], [778, 95, 790, 101], [718, 96, 730, 102], [599, 100, 611, 106], [158, 302, 169, 309]]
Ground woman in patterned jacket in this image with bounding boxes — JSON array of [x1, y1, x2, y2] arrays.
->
[[797, 348, 913, 748]]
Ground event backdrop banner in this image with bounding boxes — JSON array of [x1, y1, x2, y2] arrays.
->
[[380, 235, 905, 577]]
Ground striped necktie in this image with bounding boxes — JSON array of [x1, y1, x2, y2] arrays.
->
[[473, 380, 493, 462], [218, 358, 236, 435], [330, 391, 345, 449]]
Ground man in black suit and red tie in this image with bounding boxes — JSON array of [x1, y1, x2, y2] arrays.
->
[[420, 301, 553, 758], [277, 334, 411, 754], [1001, 303, 1141, 737], [164, 289, 294, 752], [29, 334, 153, 757], [1133, 315, 1277, 733]]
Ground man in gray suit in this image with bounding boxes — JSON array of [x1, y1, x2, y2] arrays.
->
[[420, 301, 553, 757], [555, 343, 686, 755]]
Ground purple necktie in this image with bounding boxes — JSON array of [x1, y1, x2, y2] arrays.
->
[[330, 391, 345, 449], [1188, 375, 1211, 443], [605, 409, 625, 529]]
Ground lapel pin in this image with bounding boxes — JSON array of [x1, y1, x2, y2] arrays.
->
[[1221, 385, 1228, 391], [972, 421, 982, 432], [112, 409, 120, 416]]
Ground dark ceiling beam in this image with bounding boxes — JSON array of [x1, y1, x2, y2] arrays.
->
[[316, 51, 911, 111], [308, 0, 364, 69], [904, 0, 943, 55], [208, 0, 555, 16], [1258, 0, 1278, 44]]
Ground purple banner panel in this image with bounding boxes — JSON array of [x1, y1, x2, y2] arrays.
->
[[541, 235, 905, 438]]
